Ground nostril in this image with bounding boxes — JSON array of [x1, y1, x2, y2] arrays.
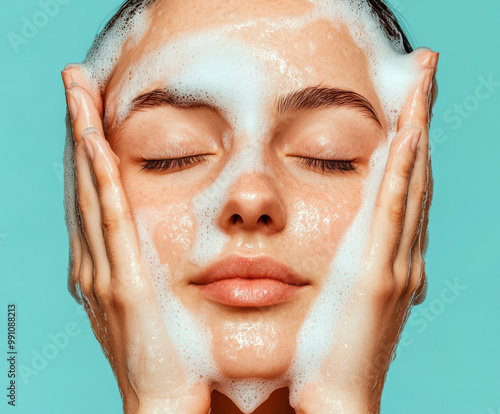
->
[[259, 214, 270, 225], [231, 214, 243, 225]]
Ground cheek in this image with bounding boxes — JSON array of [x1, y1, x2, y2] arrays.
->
[[284, 178, 363, 280], [120, 171, 199, 272], [150, 204, 195, 264]]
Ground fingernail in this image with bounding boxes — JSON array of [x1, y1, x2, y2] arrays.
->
[[81, 135, 95, 161], [431, 52, 440, 70], [66, 91, 78, 122], [61, 67, 79, 90], [422, 52, 439, 70], [410, 128, 423, 152]]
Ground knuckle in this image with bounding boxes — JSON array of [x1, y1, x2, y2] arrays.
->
[[95, 176, 111, 195], [77, 192, 93, 213], [93, 279, 110, 304], [412, 177, 427, 199], [101, 216, 120, 234], [108, 282, 133, 310], [121, 206, 134, 223], [396, 159, 412, 180], [389, 201, 405, 227], [79, 275, 93, 299], [373, 198, 384, 215], [413, 267, 428, 304], [384, 161, 393, 176], [392, 259, 411, 293], [409, 259, 425, 291], [372, 277, 397, 302], [393, 256, 410, 278], [362, 266, 398, 302]]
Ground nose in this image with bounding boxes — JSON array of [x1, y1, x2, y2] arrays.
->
[[218, 173, 286, 234]]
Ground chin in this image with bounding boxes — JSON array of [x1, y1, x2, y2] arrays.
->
[[209, 312, 299, 379]]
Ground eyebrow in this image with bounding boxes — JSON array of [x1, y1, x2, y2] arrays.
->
[[276, 86, 381, 126], [128, 86, 381, 126], [130, 89, 219, 113]]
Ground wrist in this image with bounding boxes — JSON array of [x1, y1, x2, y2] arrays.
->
[[124, 389, 211, 414], [128, 399, 207, 414], [296, 384, 381, 414]]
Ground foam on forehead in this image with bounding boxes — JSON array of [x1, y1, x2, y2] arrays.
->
[[113, 32, 276, 137], [80, 3, 149, 92], [313, 0, 416, 127], [79, 0, 417, 131]]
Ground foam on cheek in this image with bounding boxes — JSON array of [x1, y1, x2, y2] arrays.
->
[[125, 37, 278, 266], [133, 208, 220, 386], [106, 34, 286, 269], [282, 3, 420, 406], [287, 136, 392, 407]]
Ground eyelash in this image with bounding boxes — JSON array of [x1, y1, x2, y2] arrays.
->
[[140, 154, 209, 172], [139, 155, 357, 174], [297, 157, 358, 174]]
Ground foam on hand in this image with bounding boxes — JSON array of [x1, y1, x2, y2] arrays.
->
[[63, 0, 421, 412]]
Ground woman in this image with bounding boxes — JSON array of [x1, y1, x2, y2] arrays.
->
[[61, 0, 438, 412]]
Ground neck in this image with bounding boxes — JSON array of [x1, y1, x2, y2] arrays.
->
[[210, 387, 295, 414]]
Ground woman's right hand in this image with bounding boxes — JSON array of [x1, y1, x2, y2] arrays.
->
[[62, 68, 211, 414]]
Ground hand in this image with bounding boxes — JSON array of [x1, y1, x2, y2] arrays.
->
[[62, 68, 211, 414], [296, 50, 439, 414]]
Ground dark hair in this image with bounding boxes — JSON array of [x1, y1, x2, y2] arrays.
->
[[97, 0, 413, 54]]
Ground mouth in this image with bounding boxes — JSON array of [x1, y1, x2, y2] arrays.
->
[[190, 254, 309, 307]]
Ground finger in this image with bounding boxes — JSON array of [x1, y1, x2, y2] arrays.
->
[[393, 70, 434, 275], [420, 161, 434, 255], [366, 126, 422, 271], [67, 86, 143, 282], [68, 232, 82, 304], [393, 53, 439, 290], [81, 289, 113, 364], [77, 223, 96, 303], [413, 161, 434, 305], [70, 97, 111, 288], [397, 50, 439, 130], [406, 224, 425, 304], [62, 66, 104, 118]]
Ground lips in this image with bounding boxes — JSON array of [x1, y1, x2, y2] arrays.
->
[[190, 254, 308, 307]]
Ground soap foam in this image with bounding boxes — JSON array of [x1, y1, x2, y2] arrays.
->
[[63, 0, 420, 412], [287, 137, 391, 407], [134, 209, 220, 386]]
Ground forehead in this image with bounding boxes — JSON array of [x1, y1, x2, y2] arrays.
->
[[104, 0, 381, 127]]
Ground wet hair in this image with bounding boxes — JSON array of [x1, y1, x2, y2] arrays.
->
[[96, 0, 413, 53]]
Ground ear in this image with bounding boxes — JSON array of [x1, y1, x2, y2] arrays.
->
[[61, 65, 104, 118]]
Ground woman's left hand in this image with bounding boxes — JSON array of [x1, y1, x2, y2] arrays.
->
[[296, 49, 438, 414]]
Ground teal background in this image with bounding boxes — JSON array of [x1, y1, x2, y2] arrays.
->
[[1, 0, 498, 412]]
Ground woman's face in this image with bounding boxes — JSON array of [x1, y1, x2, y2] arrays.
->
[[103, 0, 387, 379]]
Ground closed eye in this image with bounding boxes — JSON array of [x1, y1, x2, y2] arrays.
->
[[296, 157, 358, 174], [140, 154, 209, 172]]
